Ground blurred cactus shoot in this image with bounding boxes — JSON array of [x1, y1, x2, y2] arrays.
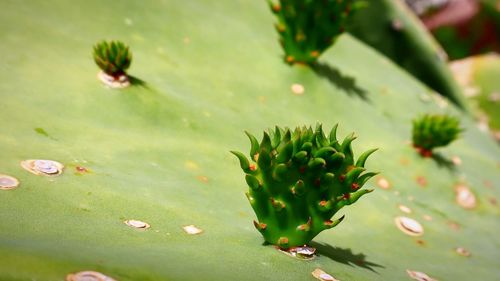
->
[[412, 114, 462, 157], [268, 0, 361, 65], [93, 40, 132, 88]]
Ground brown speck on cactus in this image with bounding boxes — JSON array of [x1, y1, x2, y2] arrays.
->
[[75, 166, 90, 174], [416, 176, 427, 187], [21, 159, 64, 176], [447, 221, 461, 231], [197, 175, 209, 183], [231, 124, 378, 249], [93, 40, 132, 88], [395, 216, 424, 236], [0, 174, 19, 190], [66, 271, 116, 281]]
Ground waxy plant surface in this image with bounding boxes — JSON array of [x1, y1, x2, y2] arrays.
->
[[0, 1, 499, 280]]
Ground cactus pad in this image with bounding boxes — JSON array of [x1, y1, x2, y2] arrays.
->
[[268, 0, 357, 65], [93, 40, 132, 77], [232, 125, 377, 249], [412, 114, 462, 157]]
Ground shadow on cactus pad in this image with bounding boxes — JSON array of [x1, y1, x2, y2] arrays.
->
[[310, 242, 385, 273], [312, 62, 369, 101], [231, 124, 378, 249]]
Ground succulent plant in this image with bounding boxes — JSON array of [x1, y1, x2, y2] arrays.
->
[[231, 124, 378, 249], [267, 0, 359, 65], [412, 114, 462, 157], [92, 40, 132, 78]]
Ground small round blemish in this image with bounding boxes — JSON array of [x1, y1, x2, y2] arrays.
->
[[489, 197, 497, 206], [455, 184, 476, 209], [376, 177, 390, 189], [455, 247, 471, 257], [197, 175, 209, 183], [312, 268, 338, 281], [422, 215, 433, 221], [183, 225, 203, 235], [65, 271, 116, 281], [291, 83, 305, 95], [124, 219, 150, 229], [21, 159, 64, 176], [451, 156, 462, 165], [398, 204, 412, 214], [395, 216, 424, 236], [0, 174, 19, 190], [447, 221, 461, 231], [406, 270, 437, 281], [416, 176, 427, 187]]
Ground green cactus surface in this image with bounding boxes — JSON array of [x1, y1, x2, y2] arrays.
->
[[232, 125, 377, 248], [268, 0, 357, 65], [0, 1, 499, 281], [93, 40, 132, 77], [349, 0, 471, 111], [412, 114, 461, 156]]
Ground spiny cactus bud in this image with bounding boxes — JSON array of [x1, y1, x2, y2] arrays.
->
[[412, 114, 462, 157], [93, 40, 132, 78], [267, 0, 361, 65], [232, 124, 378, 249]]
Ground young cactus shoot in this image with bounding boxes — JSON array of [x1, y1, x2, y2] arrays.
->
[[231, 124, 378, 249], [93, 40, 132, 88], [412, 114, 462, 157], [268, 0, 358, 65]]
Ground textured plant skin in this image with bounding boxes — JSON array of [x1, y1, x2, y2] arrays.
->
[[412, 114, 461, 157], [93, 40, 132, 77], [232, 124, 377, 249], [268, 0, 359, 65], [1, 1, 500, 281]]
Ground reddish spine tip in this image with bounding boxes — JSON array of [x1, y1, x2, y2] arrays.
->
[[339, 174, 346, 182], [314, 178, 321, 186], [343, 193, 350, 200], [299, 166, 306, 174], [351, 183, 360, 190]]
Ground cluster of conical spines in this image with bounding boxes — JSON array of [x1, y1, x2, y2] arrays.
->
[[231, 124, 377, 249], [267, 0, 358, 64], [412, 114, 462, 155], [93, 40, 132, 77]]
